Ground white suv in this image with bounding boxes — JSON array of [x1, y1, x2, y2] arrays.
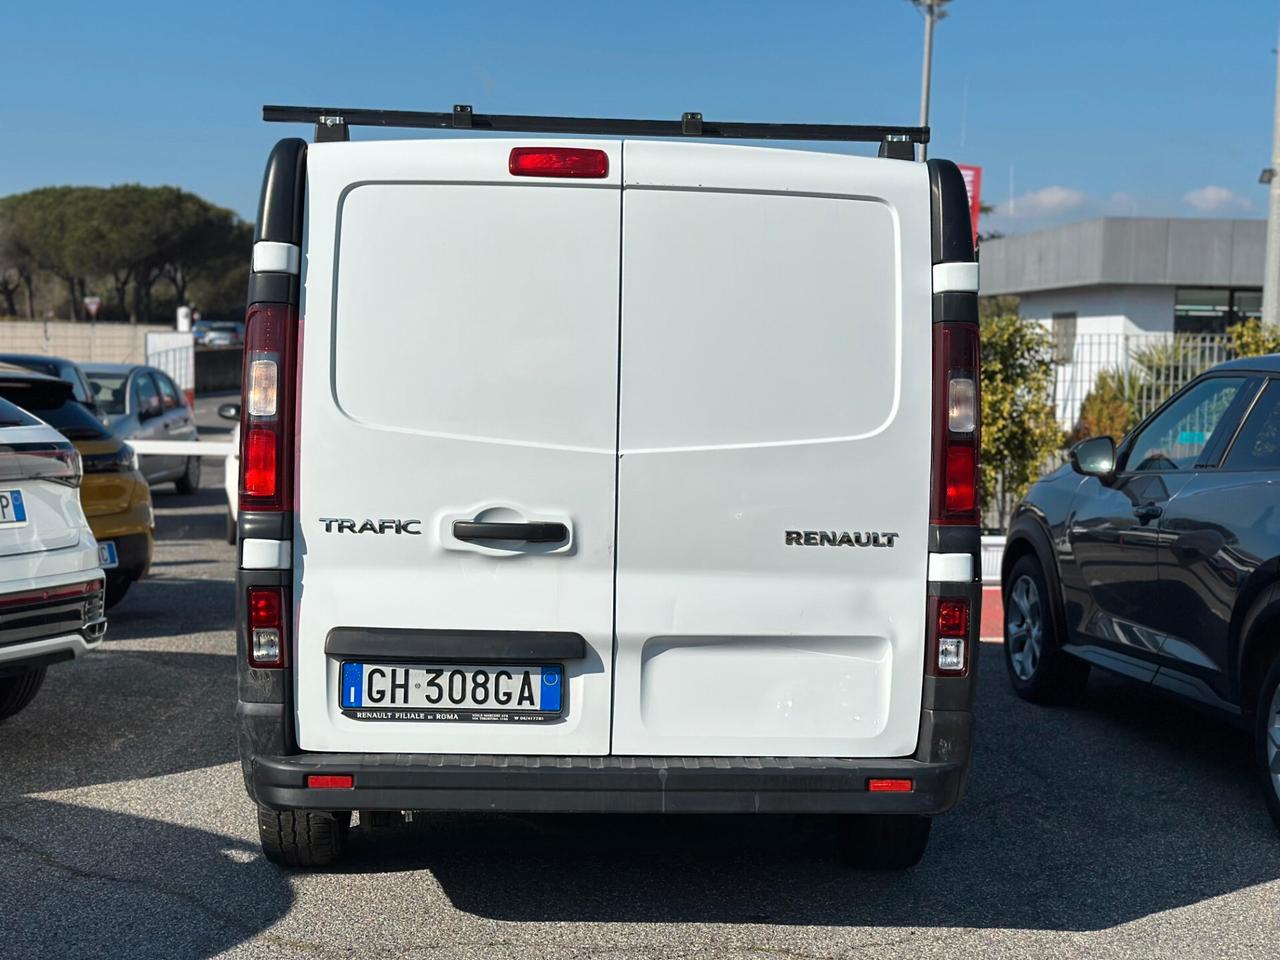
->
[[234, 106, 981, 870], [0, 396, 107, 721]]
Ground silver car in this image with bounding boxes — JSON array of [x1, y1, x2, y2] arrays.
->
[[82, 363, 201, 493]]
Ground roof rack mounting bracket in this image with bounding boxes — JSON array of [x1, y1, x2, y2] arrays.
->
[[314, 115, 349, 143], [878, 134, 914, 161], [681, 112, 703, 136], [452, 104, 473, 129]]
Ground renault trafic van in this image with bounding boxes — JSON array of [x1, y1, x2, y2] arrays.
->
[[235, 105, 981, 869]]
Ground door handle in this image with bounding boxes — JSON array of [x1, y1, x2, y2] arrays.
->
[[1132, 503, 1163, 522], [452, 520, 568, 543]]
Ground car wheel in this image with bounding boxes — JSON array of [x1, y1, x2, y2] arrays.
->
[[1003, 553, 1090, 704], [104, 574, 132, 610], [258, 806, 350, 868], [0, 667, 46, 722], [837, 814, 931, 869], [225, 505, 237, 545], [1254, 654, 1280, 831], [175, 456, 200, 495]]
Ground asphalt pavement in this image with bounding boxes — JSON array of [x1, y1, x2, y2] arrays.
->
[[2, 412, 1279, 958]]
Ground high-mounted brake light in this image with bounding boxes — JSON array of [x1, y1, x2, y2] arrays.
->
[[239, 303, 298, 513], [247, 586, 286, 668], [509, 147, 609, 179], [930, 322, 980, 525]]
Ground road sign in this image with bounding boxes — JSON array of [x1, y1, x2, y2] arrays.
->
[[83, 296, 102, 319], [957, 165, 983, 247]]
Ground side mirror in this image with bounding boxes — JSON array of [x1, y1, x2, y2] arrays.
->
[[1070, 436, 1117, 479], [217, 402, 241, 422], [138, 403, 161, 421]]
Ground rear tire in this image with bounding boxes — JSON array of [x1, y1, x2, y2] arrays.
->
[[0, 667, 46, 722], [174, 457, 200, 495], [837, 814, 931, 869], [258, 806, 350, 868], [104, 574, 132, 610], [1003, 554, 1090, 704], [1253, 654, 1280, 831]]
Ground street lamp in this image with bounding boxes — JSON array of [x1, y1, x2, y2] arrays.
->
[[907, 0, 951, 160]]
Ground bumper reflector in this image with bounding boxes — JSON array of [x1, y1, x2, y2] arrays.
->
[[868, 778, 914, 793], [307, 774, 354, 789]]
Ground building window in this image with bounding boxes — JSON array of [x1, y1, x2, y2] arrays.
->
[[1175, 287, 1262, 334], [1051, 312, 1077, 363]]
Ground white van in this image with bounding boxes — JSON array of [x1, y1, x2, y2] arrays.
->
[[236, 106, 981, 869]]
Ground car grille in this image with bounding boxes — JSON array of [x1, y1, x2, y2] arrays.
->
[[0, 579, 106, 649]]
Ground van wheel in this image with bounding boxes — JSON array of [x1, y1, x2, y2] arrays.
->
[[837, 814, 931, 869], [0, 667, 46, 721], [174, 457, 200, 495], [104, 574, 132, 610], [1253, 654, 1280, 831], [1003, 554, 1090, 704], [257, 806, 350, 868]]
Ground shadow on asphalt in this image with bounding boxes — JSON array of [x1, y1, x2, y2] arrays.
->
[[0, 800, 292, 960], [150, 483, 228, 542], [339, 646, 1280, 931]]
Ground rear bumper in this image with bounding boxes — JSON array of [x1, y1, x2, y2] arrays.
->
[[242, 703, 972, 816]]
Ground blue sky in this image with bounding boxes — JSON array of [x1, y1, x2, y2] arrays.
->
[[6, 0, 1277, 235]]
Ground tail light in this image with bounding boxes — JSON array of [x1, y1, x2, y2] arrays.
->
[[247, 585, 286, 668], [509, 147, 609, 178], [239, 303, 298, 512], [930, 322, 980, 525], [0, 442, 82, 488], [927, 596, 970, 676]]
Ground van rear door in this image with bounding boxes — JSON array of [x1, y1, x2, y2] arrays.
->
[[293, 140, 621, 755], [611, 141, 934, 757]]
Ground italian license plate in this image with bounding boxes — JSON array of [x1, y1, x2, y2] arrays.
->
[[0, 490, 27, 527], [98, 541, 119, 569], [340, 662, 564, 723]]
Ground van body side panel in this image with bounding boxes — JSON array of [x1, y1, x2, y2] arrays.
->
[[612, 142, 933, 757], [293, 140, 621, 754]]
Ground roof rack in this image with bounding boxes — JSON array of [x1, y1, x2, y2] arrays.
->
[[262, 104, 928, 159]]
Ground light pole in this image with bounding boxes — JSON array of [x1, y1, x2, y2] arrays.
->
[[908, 0, 950, 160], [1262, 39, 1280, 327]]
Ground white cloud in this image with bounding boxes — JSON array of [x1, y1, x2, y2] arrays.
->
[[1183, 185, 1251, 213], [1006, 185, 1087, 218]]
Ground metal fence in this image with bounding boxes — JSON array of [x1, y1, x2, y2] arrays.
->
[[1051, 333, 1236, 430]]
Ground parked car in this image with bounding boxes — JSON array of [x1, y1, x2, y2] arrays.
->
[[193, 319, 213, 345], [0, 366, 154, 609], [203, 321, 244, 347], [81, 363, 201, 493], [1003, 355, 1280, 829], [0, 352, 109, 425], [0, 393, 107, 721], [233, 122, 982, 868], [218, 401, 240, 545]]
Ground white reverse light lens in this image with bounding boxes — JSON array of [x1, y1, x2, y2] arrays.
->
[[247, 358, 278, 417], [948, 377, 976, 433], [938, 637, 965, 672], [251, 627, 281, 664]]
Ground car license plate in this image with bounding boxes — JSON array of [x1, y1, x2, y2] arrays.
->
[[340, 662, 564, 723], [0, 490, 27, 527], [98, 541, 119, 569]]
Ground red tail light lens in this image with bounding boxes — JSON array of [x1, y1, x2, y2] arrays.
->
[[239, 303, 297, 513], [937, 598, 969, 637], [509, 147, 609, 178], [927, 596, 971, 677], [930, 322, 980, 525], [247, 586, 286, 668]]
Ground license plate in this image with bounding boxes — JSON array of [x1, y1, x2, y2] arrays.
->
[[340, 662, 564, 723], [98, 541, 119, 569], [0, 490, 27, 527]]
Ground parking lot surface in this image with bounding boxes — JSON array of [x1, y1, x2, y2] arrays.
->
[[3, 422, 1279, 958]]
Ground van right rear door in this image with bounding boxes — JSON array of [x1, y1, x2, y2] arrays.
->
[[611, 141, 935, 758]]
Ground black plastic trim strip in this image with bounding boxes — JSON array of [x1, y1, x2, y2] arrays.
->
[[324, 628, 587, 662], [932, 291, 978, 325], [239, 511, 291, 542], [247, 272, 299, 306], [927, 159, 976, 265], [452, 520, 568, 543], [254, 138, 307, 245], [264, 104, 930, 145], [928, 524, 980, 554]]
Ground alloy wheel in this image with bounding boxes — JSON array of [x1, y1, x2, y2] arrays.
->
[[1007, 574, 1044, 681]]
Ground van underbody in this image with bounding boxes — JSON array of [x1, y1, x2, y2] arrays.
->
[[235, 110, 980, 867]]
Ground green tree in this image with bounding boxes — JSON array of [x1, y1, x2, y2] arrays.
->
[[1072, 368, 1137, 444], [1228, 317, 1280, 357], [981, 313, 1063, 529]]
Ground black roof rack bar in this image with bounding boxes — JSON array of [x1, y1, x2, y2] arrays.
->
[[262, 104, 930, 145]]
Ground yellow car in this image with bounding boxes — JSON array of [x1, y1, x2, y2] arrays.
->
[[0, 365, 154, 608]]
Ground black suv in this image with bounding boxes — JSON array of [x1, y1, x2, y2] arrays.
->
[[1003, 355, 1280, 827]]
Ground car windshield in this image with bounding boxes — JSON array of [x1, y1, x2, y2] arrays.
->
[[86, 372, 129, 415], [0, 381, 111, 440]]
